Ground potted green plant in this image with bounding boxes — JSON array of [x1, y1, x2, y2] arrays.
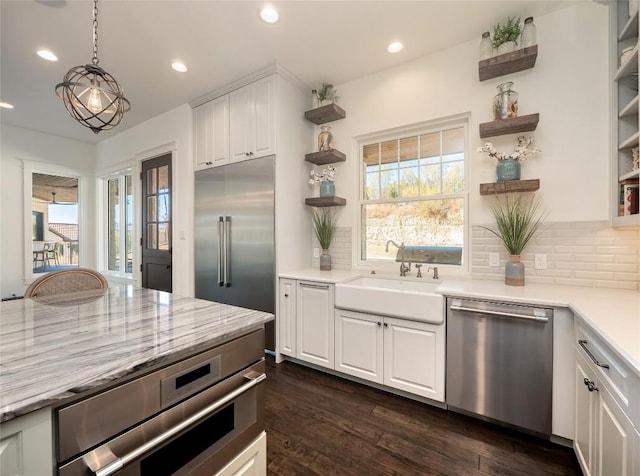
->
[[492, 17, 522, 55], [312, 82, 339, 107], [477, 193, 547, 286], [312, 208, 337, 271]]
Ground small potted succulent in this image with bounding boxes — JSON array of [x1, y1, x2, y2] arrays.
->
[[492, 17, 522, 55]]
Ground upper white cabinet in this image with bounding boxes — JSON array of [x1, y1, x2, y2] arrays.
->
[[193, 95, 229, 170], [193, 75, 275, 170], [611, 2, 640, 225], [229, 76, 276, 162], [335, 309, 445, 402]]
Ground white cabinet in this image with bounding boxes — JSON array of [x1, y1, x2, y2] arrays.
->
[[335, 309, 445, 402], [574, 324, 638, 476], [575, 355, 597, 475], [0, 407, 53, 476], [383, 316, 444, 401], [335, 309, 383, 383], [296, 281, 334, 369], [229, 76, 275, 162], [278, 278, 296, 357], [215, 431, 266, 476], [193, 95, 229, 170], [634, 428, 640, 475]]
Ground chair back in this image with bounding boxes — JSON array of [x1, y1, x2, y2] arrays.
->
[[25, 268, 108, 298]]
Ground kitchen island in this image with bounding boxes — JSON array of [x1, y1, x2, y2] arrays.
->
[[0, 285, 273, 475]]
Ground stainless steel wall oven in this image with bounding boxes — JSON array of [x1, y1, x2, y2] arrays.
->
[[56, 329, 266, 476]]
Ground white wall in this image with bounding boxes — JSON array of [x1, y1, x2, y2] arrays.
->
[[325, 2, 609, 236], [95, 104, 193, 297], [0, 124, 95, 297]]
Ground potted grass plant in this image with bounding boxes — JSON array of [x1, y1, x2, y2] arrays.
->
[[492, 17, 522, 55], [312, 208, 337, 271], [477, 193, 547, 286]]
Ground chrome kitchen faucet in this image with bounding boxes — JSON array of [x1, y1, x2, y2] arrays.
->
[[385, 240, 411, 277]]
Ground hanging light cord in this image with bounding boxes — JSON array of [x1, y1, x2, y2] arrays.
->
[[92, 0, 99, 66]]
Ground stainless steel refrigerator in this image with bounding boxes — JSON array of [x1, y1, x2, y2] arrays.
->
[[194, 155, 275, 350]]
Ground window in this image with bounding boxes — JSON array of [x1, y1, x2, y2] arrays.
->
[[106, 172, 133, 275], [359, 119, 467, 268]]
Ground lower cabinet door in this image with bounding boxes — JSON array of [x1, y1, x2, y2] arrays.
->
[[215, 431, 266, 476], [597, 384, 634, 476], [335, 309, 383, 384], [575, 356, 596, 476], [278, 279, 296, 357], [383, 317, 444, 401], [296, 281, 334, 369]]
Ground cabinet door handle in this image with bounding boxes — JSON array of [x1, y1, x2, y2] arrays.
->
[[383, 323, 388, 327], [284, 294, 289, 298], [583, 377, 599, 392], [299, 283, 330, 290], [377, 321, 381, 326], [578, 340, 610, 369]]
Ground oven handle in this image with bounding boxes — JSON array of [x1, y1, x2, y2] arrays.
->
[[93, 371, 266, 476]]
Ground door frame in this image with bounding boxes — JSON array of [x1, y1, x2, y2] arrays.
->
[[135, 143, 178, 289], [22, 160, 84, 283]]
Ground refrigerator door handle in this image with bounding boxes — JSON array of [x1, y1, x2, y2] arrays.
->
[[224, 216, 232, 287], [217, 217, 224, 287]]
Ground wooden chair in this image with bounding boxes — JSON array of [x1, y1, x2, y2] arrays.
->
[[24, 268, 108, 298]]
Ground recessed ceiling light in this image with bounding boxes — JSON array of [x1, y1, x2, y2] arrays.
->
[[0, 102, 15, 109], [387, 42, 404, 53], [260, 6, 279, 24], [171, 62, 188, 73], [37, 49, 58, 61]]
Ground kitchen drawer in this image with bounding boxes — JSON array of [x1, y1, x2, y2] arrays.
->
[[575, 324, 639, 428]]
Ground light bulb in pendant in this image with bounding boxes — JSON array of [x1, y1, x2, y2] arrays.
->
[[87, 86, 102, 114]]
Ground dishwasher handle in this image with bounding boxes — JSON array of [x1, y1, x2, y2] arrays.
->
[[449, 303, 549, 323]]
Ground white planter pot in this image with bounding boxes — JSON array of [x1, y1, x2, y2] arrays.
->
[[497, 41, 517, 55]]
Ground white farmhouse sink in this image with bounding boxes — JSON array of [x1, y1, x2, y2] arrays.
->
[[335, 277, 444, 324]]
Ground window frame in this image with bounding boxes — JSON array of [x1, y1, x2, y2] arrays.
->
[[355, 115, 470, 275], [101, 167, 135, 280]]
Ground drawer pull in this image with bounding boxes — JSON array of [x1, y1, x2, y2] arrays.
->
[[578, 339, 610, 369]]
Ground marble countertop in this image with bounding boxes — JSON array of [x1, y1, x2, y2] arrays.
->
[[280, 269, 640, 377], [0, 286, 273, 423], [437, 278, 640, 376], [279, 268, 359, 283]]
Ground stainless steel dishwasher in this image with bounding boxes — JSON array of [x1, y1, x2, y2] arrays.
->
[[446, 297, 553, 436]]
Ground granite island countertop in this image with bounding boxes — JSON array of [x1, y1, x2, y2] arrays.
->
[[0, 285, 273, 423]]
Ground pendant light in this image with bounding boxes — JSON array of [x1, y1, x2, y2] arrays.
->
[[55, 0, 130, 134]]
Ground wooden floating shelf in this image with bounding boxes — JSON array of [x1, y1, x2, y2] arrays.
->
[[478, 45, 538, 81], [305, 149, 347, 166], [479, 113, 540, 138], [305, 196, 347, 207], [479, 179, 540, 195], [304, 103, 346, 125]]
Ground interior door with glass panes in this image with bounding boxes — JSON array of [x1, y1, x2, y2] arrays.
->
[[141, 154, 172, 292]]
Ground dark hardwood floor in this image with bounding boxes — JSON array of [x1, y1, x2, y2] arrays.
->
[[265, 360, 582, 476]]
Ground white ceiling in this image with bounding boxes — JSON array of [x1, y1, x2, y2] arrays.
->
[[1, 1, 578, 144]]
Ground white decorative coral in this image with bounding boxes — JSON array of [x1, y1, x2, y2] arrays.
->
[[477, 136, 541, 161]]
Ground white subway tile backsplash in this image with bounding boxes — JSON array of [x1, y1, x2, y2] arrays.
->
[[471, 221, 639, 291]]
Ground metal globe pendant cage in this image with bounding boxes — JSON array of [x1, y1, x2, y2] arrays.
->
[[55, 0, 130, 134]]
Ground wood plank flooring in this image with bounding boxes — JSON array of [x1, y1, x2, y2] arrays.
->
[[265, 360, 582, 476]]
